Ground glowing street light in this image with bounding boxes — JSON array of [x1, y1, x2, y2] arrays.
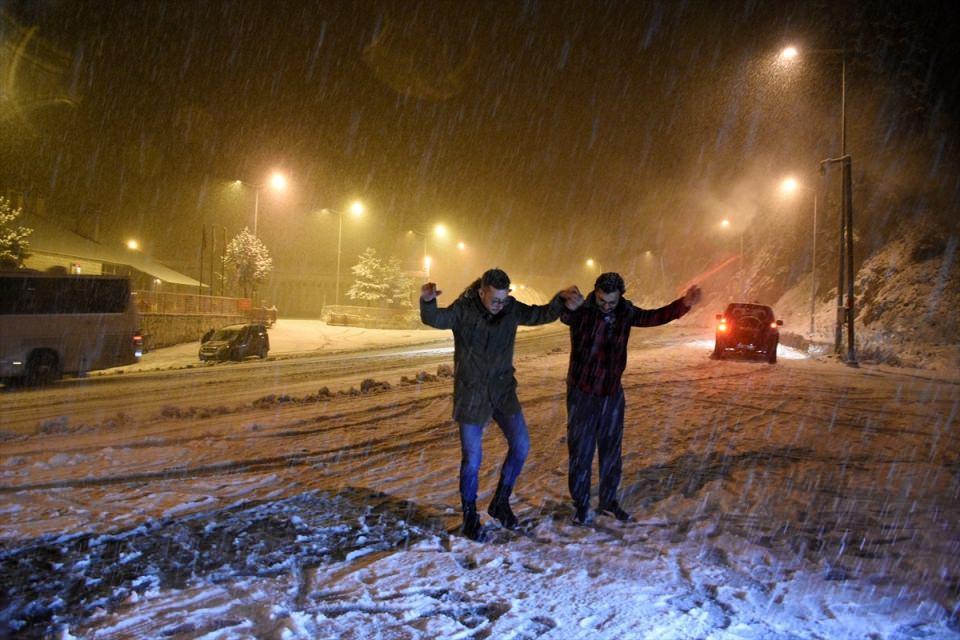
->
[[269, 172, 288, 191], [457, 241, 466, 251], [233, 170, 288, 237], [126, 239, 140, 251], [779, 46, 798, 61], [320, 200, 365, 305], [408, 224, 450, 276], [780, 177, 799, 194]]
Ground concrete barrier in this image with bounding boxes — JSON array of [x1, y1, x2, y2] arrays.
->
[[321, 305, 420, 329]]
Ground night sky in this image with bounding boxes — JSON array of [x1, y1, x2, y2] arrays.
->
[[2, 0, 957, 293]]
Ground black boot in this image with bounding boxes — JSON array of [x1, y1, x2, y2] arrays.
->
[[573, 503, 593, 525], [598, 500, 632, 522], [462, 502, 482, 541], [487, 481, 519, 529]]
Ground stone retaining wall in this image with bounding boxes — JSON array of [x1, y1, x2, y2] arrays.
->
[[139, 314, 248, 350]]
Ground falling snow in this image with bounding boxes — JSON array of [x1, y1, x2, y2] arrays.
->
[[2, 1, 959, 638]]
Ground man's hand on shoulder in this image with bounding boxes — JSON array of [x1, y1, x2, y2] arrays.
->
[[683, 284, 702, 307], [421, 282, 442, 302], [560, 285, 585, 310]]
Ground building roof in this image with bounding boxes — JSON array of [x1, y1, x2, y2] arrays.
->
[[21, 212, 205, 288]]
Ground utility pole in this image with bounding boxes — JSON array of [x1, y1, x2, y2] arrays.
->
[[842, 155, 857, 366], [199, 224, 205, 299], [818, 49, 857, 366], [220, 226, 227, 297], [810, 192, 818, 336]]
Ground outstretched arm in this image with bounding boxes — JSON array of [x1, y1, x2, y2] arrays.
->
[[420, 282, 458, 330], [515, 286, 582, 326], [630, 285, 702, 327]]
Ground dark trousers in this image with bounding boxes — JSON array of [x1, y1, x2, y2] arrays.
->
[[567, 386, 625, 508], [458, 410, 530, 507]]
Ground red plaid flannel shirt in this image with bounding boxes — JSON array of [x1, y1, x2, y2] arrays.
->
[[561, 293, 690, 396]]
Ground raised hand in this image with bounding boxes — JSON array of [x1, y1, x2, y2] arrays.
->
[[421, 282, 442, 302], [683, 284, 702, 307], [560, 285, 585, 310]]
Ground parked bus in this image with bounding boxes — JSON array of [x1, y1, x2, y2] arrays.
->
[[0, 272, 143, 386]]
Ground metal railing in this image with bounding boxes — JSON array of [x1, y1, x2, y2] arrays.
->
[[133, 290, 250, 315]]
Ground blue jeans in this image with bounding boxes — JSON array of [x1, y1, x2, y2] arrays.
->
[[458, 410, 530, 507]]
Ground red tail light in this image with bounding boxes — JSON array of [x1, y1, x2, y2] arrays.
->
[[717, 318, 728, 333], [770, 322, 778, 329]]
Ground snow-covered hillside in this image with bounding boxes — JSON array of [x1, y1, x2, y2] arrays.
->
[[775, 219, 959, 370]]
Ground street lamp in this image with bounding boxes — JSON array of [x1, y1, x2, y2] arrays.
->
[[233, 170, 288, 237], [779, 44, 857, 365], [125, 239, 140, 251], [585, 258, 604, 274], [780, 176, 818, 336], [408, 223, 455, 278], [320, 200, 365, 306]]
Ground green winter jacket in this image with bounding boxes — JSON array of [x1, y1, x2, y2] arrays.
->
[[420, 284, 564, 424]]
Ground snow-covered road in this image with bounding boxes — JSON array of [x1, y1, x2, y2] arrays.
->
[[1, 323, 958, 638]]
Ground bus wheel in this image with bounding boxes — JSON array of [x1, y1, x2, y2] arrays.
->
[[26, 350, 61, 386]]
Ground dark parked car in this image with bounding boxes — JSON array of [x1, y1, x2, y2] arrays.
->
[[712, 303, 782, 364], [199, 323, 269, 362]]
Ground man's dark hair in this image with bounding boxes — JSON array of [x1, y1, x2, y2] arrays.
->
[[481, 268, 511, 290], [595, 272, 625, 294]]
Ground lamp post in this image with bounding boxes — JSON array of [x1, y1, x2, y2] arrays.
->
[[780, 177, 819, 336], [233, 171, 287, 237], [408, 229, 429, 276], [321, 200, 365, 306], [780, 45, 857, 365], [408, 223, 452, 279]]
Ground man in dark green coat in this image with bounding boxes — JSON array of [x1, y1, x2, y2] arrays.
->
[[421, 268, 581, 540]]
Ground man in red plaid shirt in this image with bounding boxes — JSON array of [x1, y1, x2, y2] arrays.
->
[[560, 272, 702, 524]]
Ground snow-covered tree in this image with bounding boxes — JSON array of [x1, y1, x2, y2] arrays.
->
[[383, 256, 413, 308], [222, 227, 272, 298], [346, 248, 414, 307], [346, 247, 389, 303], [0, 196, 32, 268]]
